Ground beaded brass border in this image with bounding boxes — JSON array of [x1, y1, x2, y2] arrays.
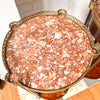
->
[[2, 9, 100, 93]]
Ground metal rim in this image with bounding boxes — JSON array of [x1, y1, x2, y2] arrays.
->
[[2, 9, 99, 93], [92, 0, 100, 29]]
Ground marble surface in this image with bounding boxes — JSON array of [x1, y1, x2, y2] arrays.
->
[[0, 0, 99, 100]]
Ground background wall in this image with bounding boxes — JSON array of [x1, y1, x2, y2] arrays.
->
[[15, 0, 90, 23]]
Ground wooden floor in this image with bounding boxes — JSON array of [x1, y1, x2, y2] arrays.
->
[[0, 81, 100, 100], [67, 82, 100, 100], [0, 81, 20, 100]]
